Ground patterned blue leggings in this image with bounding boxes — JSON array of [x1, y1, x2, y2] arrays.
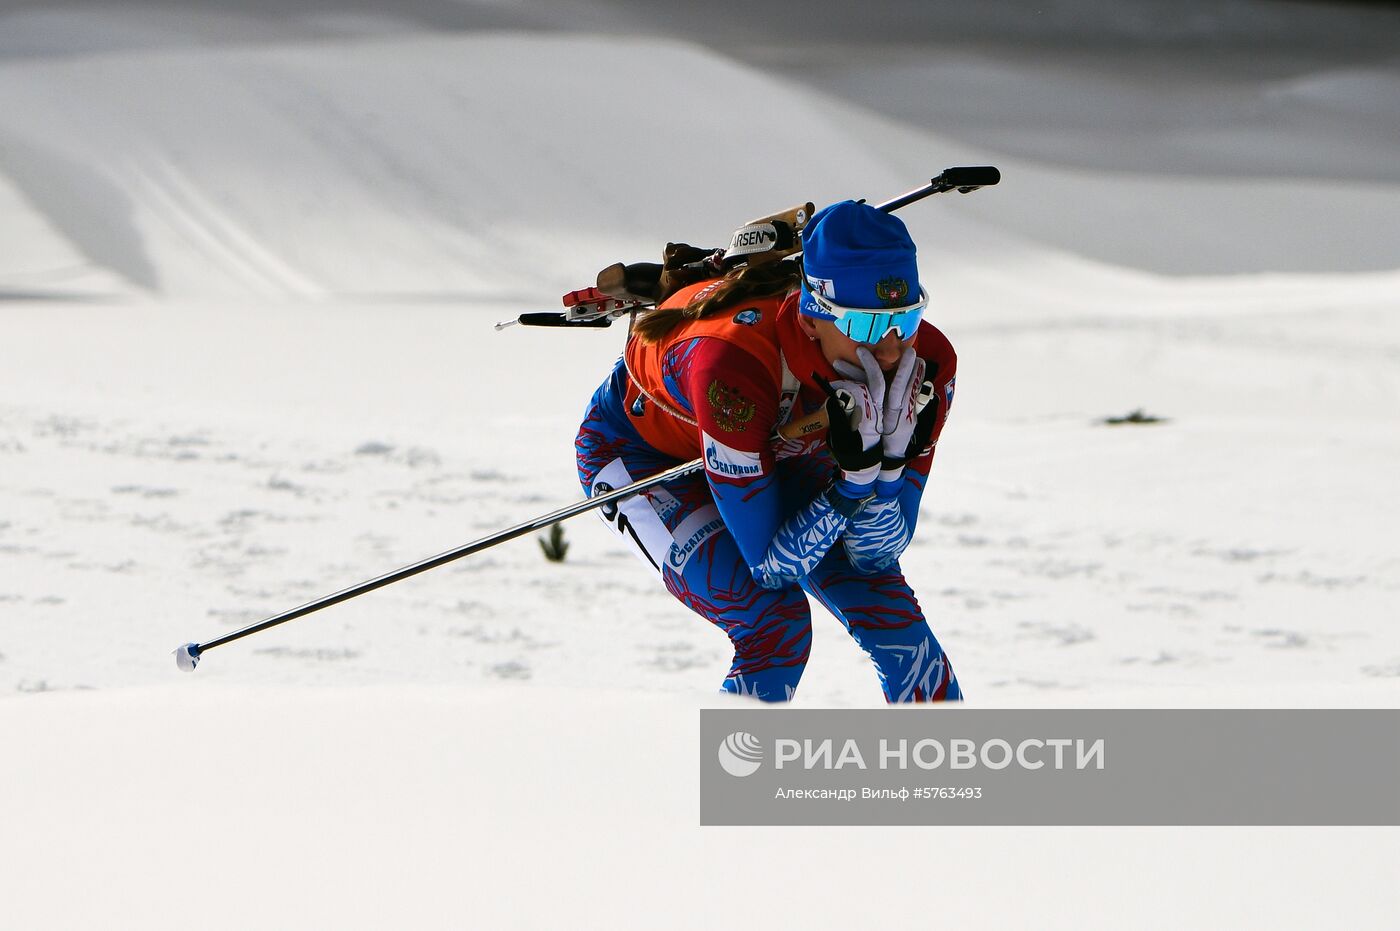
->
[[577, 392, 960, 704]]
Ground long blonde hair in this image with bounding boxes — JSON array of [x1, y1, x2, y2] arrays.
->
[[631, 261, 802, 343]]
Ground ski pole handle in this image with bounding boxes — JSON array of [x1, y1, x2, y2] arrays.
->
[[775, 404, 830, 440]]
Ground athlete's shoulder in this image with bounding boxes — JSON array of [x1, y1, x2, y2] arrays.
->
[[682, 328, 783, 398]]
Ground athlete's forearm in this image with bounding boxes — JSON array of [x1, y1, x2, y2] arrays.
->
[[748, 490, 855, 588]]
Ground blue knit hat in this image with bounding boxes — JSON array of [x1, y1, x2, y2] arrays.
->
[[799, 200, 920, 320]]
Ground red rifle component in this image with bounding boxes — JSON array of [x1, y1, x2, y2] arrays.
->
[[560, 286, 647, 324]]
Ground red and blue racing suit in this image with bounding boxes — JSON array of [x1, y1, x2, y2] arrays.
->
[[575, 281, 961, 702]]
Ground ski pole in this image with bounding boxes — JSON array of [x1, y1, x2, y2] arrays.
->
[[173, 402, 834, 670], [173, 457, 705, 670]]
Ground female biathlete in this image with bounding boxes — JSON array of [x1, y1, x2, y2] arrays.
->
[[576, 200, 961, 702]]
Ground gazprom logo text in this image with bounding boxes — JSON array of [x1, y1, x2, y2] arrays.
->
[[703, 433, 763, 478], [668, 517, 724, 570], [706, 444, 760, 475]]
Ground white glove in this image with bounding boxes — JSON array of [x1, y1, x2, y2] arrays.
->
[[825, 381, 882, 488], [831, 346, 887, 409], [877, 348, 926, 484]]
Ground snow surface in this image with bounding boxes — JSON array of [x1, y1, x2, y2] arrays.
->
[[1, 2, 1398, 927]]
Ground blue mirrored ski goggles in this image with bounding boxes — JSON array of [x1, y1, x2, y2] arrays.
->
[[803, 282, 929, 344]]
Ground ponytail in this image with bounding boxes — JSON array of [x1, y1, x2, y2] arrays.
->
[[631, 261, 802, 343]]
